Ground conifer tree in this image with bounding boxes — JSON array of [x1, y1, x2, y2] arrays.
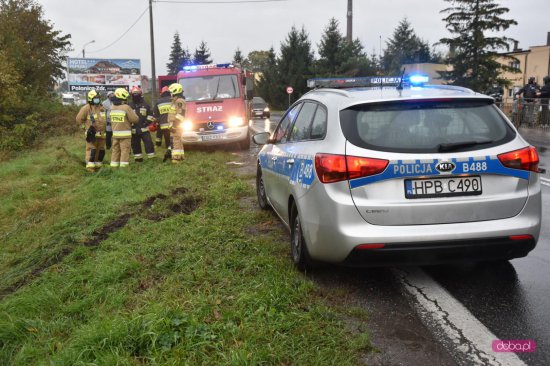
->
[[439, 0, 517, 91], [166, 32, 185, 75], [232, 48, 244, 65], [256, 47, 280, 107], [193, 41, 212, 65]]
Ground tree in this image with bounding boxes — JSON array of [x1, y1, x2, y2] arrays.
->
[[0, 0, 71, 94], [193, 41, 212, 65], [256, 47, 281, 106], [276, 26, 314, 107], [439, 0, 518, 91], [316, 18, 376, 77], [232, 47, 245, 65], [246, 50, 270, 73], [166, 32, 190, 75], [382, 18, 434, 74]]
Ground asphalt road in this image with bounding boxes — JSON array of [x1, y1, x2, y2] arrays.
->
[[248, 116, 549, 365]]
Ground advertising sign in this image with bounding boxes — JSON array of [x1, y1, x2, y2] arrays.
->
[[67, 58, 141, 93]]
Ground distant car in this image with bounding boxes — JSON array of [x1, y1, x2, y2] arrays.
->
[[253, 76, 541, 271], [251, 97, 270, 119]]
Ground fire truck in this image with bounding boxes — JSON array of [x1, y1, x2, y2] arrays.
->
[[176, 63, 254, 149]]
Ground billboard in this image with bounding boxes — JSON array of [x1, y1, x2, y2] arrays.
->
[[67, 58, 141, 93]]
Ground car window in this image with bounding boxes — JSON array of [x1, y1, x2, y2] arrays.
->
[[340, 100, 515, 153], [310, 105, 327, 139], [273, 103, 301, 144], [289, 102, 317, 141]]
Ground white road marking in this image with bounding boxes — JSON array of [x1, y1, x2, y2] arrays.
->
[[540, 177, 550, 187], [393, 267, 526, 366]]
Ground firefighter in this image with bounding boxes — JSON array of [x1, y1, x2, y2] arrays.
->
[[110, 88, 139, 168], [154, 86, 172, 148], [168, 83, 187, 163], [129, 86, 155, 161], [75, 90, 107, 171], [102, 91, 115, 149], [515, 77, 541, 125]]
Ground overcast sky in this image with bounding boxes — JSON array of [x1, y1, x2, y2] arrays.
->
[[39, 0, 550, 77]]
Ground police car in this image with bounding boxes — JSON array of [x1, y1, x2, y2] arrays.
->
[[253, 76, 541, 270]]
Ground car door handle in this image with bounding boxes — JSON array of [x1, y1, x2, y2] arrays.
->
[[287, 159, 295, 165]]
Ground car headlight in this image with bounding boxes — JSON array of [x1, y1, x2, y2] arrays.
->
[[263, 107, 270, 112], [229, 117, 244, 127], [182, 120, 193, 131]]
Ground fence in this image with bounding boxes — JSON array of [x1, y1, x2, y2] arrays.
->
[[497, 98, 550, 129]]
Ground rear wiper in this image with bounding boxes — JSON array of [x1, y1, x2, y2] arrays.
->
[[437, 139, 493, 152]]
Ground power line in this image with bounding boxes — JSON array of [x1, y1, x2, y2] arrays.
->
[[154, 0, 287, 4], [87, 6, 149, 54]]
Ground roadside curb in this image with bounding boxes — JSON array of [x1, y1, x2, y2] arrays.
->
[[518, 128, 550, 149]]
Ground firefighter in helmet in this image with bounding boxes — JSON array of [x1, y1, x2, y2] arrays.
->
[[154, 86, 172, 148], [168, 83, 187, 163], [129, 86, 156, 161], [109, 88, 139, 168], [75, 90, 107, 171]]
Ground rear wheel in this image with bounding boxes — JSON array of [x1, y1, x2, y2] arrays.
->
[[256, 165, 270, 210], [290, 204, 312, 272]]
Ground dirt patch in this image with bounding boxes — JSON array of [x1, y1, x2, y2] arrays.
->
[[169, 196, 201, 214], [142, 194, 167, 209], [84, 213, 132, 247]]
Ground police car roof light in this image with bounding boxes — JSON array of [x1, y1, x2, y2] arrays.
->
[[409, 74, 430, 86], [307, 75, 430, 89]]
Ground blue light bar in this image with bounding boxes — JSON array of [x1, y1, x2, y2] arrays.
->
[[182, 63, 235, 72], [307, 77, 402, 89], [408, 74, 429, 85]]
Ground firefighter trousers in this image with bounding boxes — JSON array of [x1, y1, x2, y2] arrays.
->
[[156, 128, 171, 148], [85, 138, 106, 169], [131, 131, 155, 160], [172, 129, 184, 162], [111, 138, 131, 167]]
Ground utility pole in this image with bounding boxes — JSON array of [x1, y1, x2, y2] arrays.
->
[[346, 0, 352, 43], [149, 0, 157, 103]]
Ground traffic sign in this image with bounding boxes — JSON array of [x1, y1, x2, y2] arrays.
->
[[286, 86, 294, 94]]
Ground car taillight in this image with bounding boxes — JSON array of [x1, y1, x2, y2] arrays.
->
[[315, 153, 389, 184], [497, 146, 539, 172], [509, 235, 533, 241]]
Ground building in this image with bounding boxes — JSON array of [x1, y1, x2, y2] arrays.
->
[[400, 63, 452, 85], [497, 32, 550, 101]]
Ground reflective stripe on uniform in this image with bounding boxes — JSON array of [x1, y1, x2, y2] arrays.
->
[[134, 154, 143, 158], [158, 103, 172, 114], [110, 162, 120, 167], [147, 153, 155, 158], [95, 162, 103, 167], [110, 110, 127, 123], [160, 123, 170, 130], [86, 162, 95, 168], [120, 162, 129, 167], [113, 130, 132, 137], [141, 127, 149, 133], [172, 149, 185, 156]]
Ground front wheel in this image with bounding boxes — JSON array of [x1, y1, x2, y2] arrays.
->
[[290, 204, 312, 272], [256, 165, 270, 210], [239, 130, 251, 150]]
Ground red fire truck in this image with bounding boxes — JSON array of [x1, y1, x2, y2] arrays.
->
[[157, 75, 176, 93], [175, 63, 254, 149]]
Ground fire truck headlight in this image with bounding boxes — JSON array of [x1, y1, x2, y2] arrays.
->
[[229, 117, 244, 127], [182, 120, 193, 131], [263, 107, 270, 112]]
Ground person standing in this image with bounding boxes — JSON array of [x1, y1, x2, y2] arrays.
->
[[102, 91, 114, 150], [110, 88, 139, 168], [129, 86, 155, 161], [75, 90, 107, 171], [154, 86, 172, 148], [168, 83, 187, 163], [539, 76, 550, 126], [515, 77, 541, 125]]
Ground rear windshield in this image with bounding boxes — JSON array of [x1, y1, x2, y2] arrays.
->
[[340, 100, 515, 153]]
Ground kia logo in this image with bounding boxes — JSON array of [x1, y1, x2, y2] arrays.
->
[[436, 161, 456, 173], [207, 122, 215, 130]]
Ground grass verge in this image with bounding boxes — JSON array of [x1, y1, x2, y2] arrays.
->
[[0, 134, 371, 365]]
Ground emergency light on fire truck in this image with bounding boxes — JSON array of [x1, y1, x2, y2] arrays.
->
[[306, 74, 430, 89], [182, 63, 235, 72]]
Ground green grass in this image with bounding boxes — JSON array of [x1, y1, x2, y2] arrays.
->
[[0, 134, 371, 365]]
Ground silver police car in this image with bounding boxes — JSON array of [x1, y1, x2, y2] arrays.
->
[[253, 76, 541, 270]]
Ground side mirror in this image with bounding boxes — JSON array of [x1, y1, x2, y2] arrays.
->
[[253, 132, 271, 145]]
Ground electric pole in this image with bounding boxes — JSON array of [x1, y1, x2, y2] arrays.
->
[[346, 0, 352, 43], [149, 0, 157, 103]]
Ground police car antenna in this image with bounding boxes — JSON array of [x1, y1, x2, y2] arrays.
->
[[396, 68, 406, 94]]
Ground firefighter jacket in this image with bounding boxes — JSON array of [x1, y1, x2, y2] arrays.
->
[[76, 104, 107, 138], [169, 96, 187, 127], [130, 101, 155, 133], [154, 95, 173, 130], [110, 104, 139, 139]]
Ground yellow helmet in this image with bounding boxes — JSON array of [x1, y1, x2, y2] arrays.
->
[[87, 89, 99, 103], [168, 83, 183, 96], [114, 88, 129, 100]]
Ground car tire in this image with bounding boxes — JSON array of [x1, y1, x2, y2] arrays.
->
[[239, 131, 251, 150], [256, 165, 270, 210], [290, 203, 312, 272]]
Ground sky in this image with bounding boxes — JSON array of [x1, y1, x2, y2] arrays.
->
[[39, 0, 550, 78]]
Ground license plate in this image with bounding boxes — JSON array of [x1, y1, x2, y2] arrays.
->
[[201, 134, 224, 141], [254, 111, 263, 115], [405, 176, 482, 199]]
